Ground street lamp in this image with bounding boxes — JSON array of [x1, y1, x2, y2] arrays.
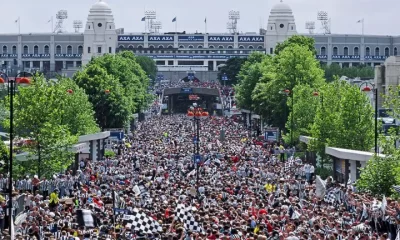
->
[[187, 104, 209, 184], [282, 89, 294, 146], [360, 83, 378, 154], [0, 71, 31, 233], [222, 73, 228, 86]]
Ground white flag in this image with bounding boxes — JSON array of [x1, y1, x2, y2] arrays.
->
[[11, 214, 15, 240]]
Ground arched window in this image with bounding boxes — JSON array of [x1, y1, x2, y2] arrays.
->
[[257, 45, 263, 49], [344, 47, 349, 56], [209, 45, 215, 49], [12, 46, 17, 54], [56, 45, 62, 54], [354, 47, 359, 56], [33, 45, 39, 55], [395, 47, 398, 56], [197, 45, 203, 48], [167, 45, 174, 49], [128, 45, 134, 50], [158, 45, 164, 49], [78, 46, 83, 54], [23, 45, 29, 54], [179, 45, 184, 49], [137, 45, 143, 49], [320, 47, 326, 55], [149, 45, 155, 49], [218, 45, 224, 49], [44, 45, 50, 54], [227, 45, 233, 49], [375, 47, 380, 56], [67, 45, 72, 55], [333, 47, 338, 55], [239, 45, 245, 49], [366, 47, 370, 56], [248, 46, 254, 49], [385, 47, 390, 57], [2, 46, 7, 54], [188, 45, 194, 49]]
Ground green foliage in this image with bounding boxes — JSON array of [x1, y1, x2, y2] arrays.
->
[[284, 84, 319, 144], [104, 150, 116, 158], [322, 63, 374, 82], [310, 80, 374, 162], [274, 35, 317, 55], [73, 52, 151, 129], [3, 75, 97, 178], [135, 55, 158, 81], [217, 58, 247, 85], [252, 44, 324, 130], [235, 52, 269, 110]]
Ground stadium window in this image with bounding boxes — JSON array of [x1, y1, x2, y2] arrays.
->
[[354, 47, 359, 56], [78, 46, 83, 54], [209, 45, 215, 49], [333, 47, 338, 55], [67, 45, 72, 55], [23, 45, 28, 54], [365, 47, 370, 56], [44, 45, 50, 54], [218, 45, 224, 49], [12, 46, 17, 54], [88, 47, 91, 53], [109, 47, 112, 53], [2, 46, 7, 54], [375, 47, 380, 56], [320, 47, 326, 55], [56, 45, 62, 54], [269, 48, 273, 54], [344, 47, 348, 56], [97, 47, 102, 53], [239, 45, 244, 49], [33, 45, 39, 55], [385, 47, 390, 56], [395, 47, 398, 56]]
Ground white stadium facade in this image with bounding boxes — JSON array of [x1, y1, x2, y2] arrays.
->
[[0, 0, 399, 79]]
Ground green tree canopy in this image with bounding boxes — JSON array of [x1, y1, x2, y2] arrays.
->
[[135, 55, 158, 81], [3, 75, 99, 178], [235, 52, 269, 110], [217, 58, 247, 85], [274, 35, 317, 55], [310, 80, 374, 161]]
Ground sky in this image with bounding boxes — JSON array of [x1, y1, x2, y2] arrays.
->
[[1, 0, 399, 36]]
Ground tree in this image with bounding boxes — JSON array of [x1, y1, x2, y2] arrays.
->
[[322, 64, 374, 82], [4, 75, 83, 178], [235, 52, 269, 110], [252, 44, 324, 130], [274, 35, 317, 55], [73, 64, 131, 129], [217, 58, 247, 85], [284, 84, 319, 144], [310, 80, 374, 163], [135, 55, 158, 82]]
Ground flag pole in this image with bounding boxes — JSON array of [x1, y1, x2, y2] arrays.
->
[[362, 19, 364, 36], [51, 16, 54, 33], [175, 20, 177, 33], [205, 18, 207, 34], [18, 17, 20, 35]]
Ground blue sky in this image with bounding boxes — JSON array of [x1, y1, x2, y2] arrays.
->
[[1, 0, 398, 35]]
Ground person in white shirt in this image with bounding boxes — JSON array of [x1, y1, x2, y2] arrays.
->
[[303, 163, 311, 183], [309, 164, 315, 184]]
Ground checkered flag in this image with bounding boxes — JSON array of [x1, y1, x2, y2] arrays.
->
[[123, 208, 162, 234], [323, 190, 337, 204], [174, 204, 204, 233]]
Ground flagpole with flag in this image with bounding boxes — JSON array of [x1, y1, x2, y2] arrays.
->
[[15, 17, 20, 34], [172, 17, 177, 33], [48, 16, 53, 33], [204, 17, 207, 34], [141, 16, 146, 33], [357, 19, 364, 35]]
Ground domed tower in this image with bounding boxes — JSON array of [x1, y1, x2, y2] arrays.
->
[[265, 0, 297, 54], [82, 0, 117, 65]]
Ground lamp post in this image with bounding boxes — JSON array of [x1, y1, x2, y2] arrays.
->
[[0, 71, 31, 233], [359, 83, 378, 154], [282, 89, 294, 146], [187, 104, 209, 184], [222, 73, 228, 87]]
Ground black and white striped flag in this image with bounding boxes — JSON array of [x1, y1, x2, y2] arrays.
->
[[76, 209, 96, 228]]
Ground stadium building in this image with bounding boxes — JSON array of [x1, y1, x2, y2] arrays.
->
[[0, 0, 399, 79]]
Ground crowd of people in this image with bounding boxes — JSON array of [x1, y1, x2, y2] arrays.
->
[[0, 79, 399, 240]]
